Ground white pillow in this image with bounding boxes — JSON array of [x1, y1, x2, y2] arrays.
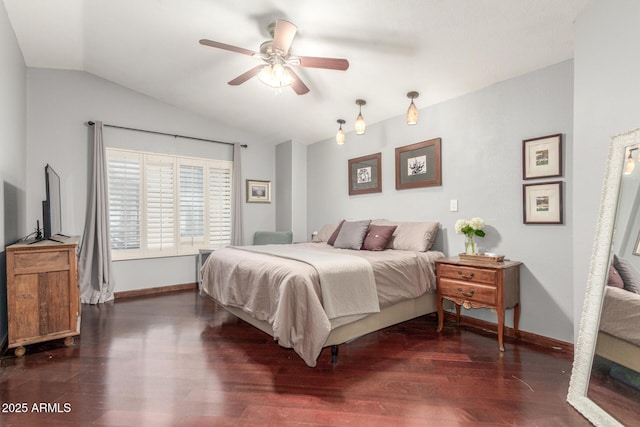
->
[[371, 220, 440, 251], [313, 223, 338, 242]]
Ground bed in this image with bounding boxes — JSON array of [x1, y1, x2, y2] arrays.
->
[[200, 219, 444, 367], [596, 285, 640, 373]]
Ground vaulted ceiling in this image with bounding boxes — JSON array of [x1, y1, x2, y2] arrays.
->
[[3, 0, 589, 145]]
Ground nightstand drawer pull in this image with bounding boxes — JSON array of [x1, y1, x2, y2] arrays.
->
[[456, 270, 474, 280], [457, 287, 475, 297]]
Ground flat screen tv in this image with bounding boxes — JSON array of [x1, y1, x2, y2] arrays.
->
[[43, 164, 63, 240]]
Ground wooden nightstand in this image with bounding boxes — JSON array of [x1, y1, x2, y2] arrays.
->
[[435, 256, 522, 351]]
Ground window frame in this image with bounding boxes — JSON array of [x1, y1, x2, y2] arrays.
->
[[106, 147, 233, 261]]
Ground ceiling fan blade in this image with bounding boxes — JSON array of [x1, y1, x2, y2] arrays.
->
[[228, 65, 265, 85], [199, 39, 256, 56], [287, 68, 310, 95], [272, 20, 297, 55], [298, 56, 350, 71]]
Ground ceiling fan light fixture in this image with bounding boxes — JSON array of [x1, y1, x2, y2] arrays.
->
[[336, 119, 346, 145], [406, 91, 419, 125], [257, 63, 294, 88], [355, 99, 366, 135]]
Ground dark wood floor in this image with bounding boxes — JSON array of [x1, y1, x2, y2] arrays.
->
[[1, 290, 591, 426]]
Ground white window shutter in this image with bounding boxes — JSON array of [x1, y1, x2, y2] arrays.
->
[[179, 160, 205, 251], [107, 150, 142, 259], [145, 154, 175, 255], [208, 160, 232, 248], [106, 148, 233, 259]]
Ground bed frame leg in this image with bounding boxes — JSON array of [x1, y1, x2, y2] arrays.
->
[[331, 345, 339, 364]]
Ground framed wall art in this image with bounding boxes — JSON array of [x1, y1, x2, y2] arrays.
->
[[395, 138, 442, 190], [246, 179, 271, 203], [348, 152, 382, 195], [523, 133, 562, 180], [523, 181, 563, 224]]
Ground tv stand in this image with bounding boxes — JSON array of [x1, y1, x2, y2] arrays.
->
[[29, 236, 65, 244], [6, 236, 80, 357]]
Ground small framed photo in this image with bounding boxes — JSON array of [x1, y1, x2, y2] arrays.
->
[[522, 134, 562, 180], [395, 138, 442, 190], [349, 152, 382, 195], [246, 179, 271, 203], [523, 181, 563, 224]]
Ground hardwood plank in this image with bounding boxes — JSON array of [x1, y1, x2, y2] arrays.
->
[[0, 290, 593, 426]]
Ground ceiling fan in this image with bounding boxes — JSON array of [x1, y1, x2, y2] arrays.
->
[[199, 19, 349, 95]]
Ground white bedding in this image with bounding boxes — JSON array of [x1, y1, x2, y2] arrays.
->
[[200, 242, 443, 366], [235, 245, 379, 319]]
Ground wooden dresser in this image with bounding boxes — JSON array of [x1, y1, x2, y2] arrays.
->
[[6, 236, 80, 357], [435, 256, 522, 351]]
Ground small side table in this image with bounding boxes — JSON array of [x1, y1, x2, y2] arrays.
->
[[196, 248, 215, 292], [435, 257, 522, 351]]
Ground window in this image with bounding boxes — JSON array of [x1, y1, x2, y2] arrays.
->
[[106, 148, 233, 260]]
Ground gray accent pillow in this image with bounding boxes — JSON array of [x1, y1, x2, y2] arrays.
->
[[333, 220, 371, 250], [613, 255, 640, 294]]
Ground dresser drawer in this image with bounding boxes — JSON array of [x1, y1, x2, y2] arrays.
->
[[438, 278, 497, 305], [437, 263, 497, 285]]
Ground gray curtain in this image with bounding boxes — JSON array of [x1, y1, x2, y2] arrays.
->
[[231, 143, 243, 245], [79, 121, 115, 304]]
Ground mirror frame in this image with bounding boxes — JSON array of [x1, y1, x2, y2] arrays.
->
[[567, 128, 640, 426]]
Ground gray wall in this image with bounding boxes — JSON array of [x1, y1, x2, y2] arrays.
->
[[26, 68, 276, 292], [0, 2, 27, 346], [275, 140, 307, 242], [275, 141, 293, 233], [308, 61, 575, 343], [573, 0, 640, 336]]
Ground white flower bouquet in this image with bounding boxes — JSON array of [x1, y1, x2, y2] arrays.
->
[[455, 217, 486, 254]]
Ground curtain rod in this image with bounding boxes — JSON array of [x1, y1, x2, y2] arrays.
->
[[87, 121, 247, 148]]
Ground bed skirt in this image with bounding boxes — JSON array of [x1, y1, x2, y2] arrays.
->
[[217, 291, 438, 352]]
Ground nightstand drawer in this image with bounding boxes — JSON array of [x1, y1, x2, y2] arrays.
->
[[438, 279, 497, 305], [437, 263, 497, 285]]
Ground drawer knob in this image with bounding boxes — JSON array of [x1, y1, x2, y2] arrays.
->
[[456, 270, 475, 280], [457, 287, 475, 298]]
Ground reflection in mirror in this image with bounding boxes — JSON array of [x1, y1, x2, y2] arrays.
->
[[568, 129, 640, 426]]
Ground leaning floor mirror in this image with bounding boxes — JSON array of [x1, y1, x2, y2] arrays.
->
[[568, 128, 640, 425]]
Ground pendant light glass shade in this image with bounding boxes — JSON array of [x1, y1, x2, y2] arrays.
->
[[406, 91, 419, 125], [625, 149, 636, 175], [336, 119, 346, 145], [355, 99, 366, 135]]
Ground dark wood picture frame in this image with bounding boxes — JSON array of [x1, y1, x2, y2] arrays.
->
[[348, 152, 382, 195], [522, 133, 562, 180], [523, 181, 563, 224], [395, 138, 442, 190], [246, 179, 271, 203]]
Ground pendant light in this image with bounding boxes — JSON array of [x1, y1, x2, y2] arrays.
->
[[355, 99, 366, 135], [625, 148, 637, 175], [406, 91, 419, 125], [336, 119, 346, 145]]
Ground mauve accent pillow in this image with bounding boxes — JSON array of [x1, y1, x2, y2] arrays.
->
[[333, 220, 371, 250], [362, 225, 397, 251], [613, 254, 640, 294], [314, 223, 338, 242], [327, 220, 345, 246], [607, 265, 624, 288]]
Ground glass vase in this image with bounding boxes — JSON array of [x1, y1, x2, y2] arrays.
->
[[464, 234, 476, 255]]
